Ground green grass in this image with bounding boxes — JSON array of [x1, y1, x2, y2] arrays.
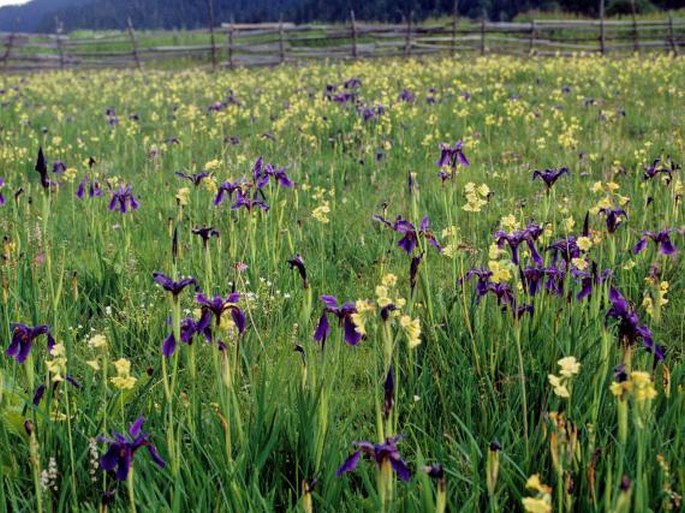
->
[[0, 53, 683, 512]]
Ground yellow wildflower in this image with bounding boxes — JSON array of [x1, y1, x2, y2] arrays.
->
[[400, 315, 421, 349]]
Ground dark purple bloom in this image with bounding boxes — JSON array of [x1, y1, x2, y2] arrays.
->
[[175, 170, 209, 187], [409, 252, 423, 296], [436, 140, 469, 169], [192, 226, 219, 248], [32, 384, 46, 406], [633, 230, 677, 256], [252, 158, 293, 189], [99, 417, 165, 481], [461, 268, 493, 303], [52, 161, 66, 174], [495, 224, 544, 265], [76, 175, 102, 199], [643, 157, 679, 183], [488, 282, 515, 307], [214, 179, 243, 206], [532, 167, 569, 189], [399, 89, 415, 102], [572, 261, 611, 301], [337, 435, 410, 482], [108, 184, 139, 213], [598, 208, 627, 234], [313, 295, 361, 346], [383, 365, 395, 419], [423, 464, 444, 480], [5, 323, 55, 364], [287, 253, 308, 289], [547, 236, 581, 264], [231, 189, 269, 212], [161, 314, 212, 358], [106, 108, 118, 126], [607, 287, 663, 360], [343, 77, 362, 89], [0, 177, 5, 205], [196, 293, 246, 333], [519, 266, 546, 296], [374, 215, 441, 255], [152, 272, 198, 297], [35, 147, 51, 189]]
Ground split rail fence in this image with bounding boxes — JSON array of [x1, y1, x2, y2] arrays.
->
[[1, 14, 683, 73]]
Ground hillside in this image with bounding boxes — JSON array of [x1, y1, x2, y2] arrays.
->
[[0, 0, 681, 33]]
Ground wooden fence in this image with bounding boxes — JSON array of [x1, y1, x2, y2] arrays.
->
[[1, 15, 683, 73]]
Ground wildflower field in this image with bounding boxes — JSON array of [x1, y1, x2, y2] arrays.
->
[[0, 54, 683, 512]]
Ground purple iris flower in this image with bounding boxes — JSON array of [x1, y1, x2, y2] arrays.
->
[[192, 226, 219, 248], [175, 170, 209, 187], [337, 435, 410, 482], [52, 161, 66, 174], [252, 158, 293, 189], [313, 295, 361, 346], [374, 215, 441, 255], [99, 417, 165, 481], [519, 266, 546, 296], [0, 178, 5, 205], [399, 89, 415, 102], [383, 365, 395, 419], [35, 147, 51, 189], [494, 224, 544, 265], [643, 157, 679, 183], [607, 287, 663, 360], [106, 108, 119, 126], [152, 272, 198, 297], [76, 175, 102, 199], [436, 140, 469, 169], [547, 236, 581, 264], [161, 314, 212, 358], [598, 208, 627, 233], [5, 323, 55, 364], [332, 92, 356, 103], [633, 230, 678, 256], [461, 268, 493, 303], [409, 252, 424, 296], [343, 77, 362, 89], [572, 261, 611, 301], [232, 189, 269, 212], [543, 265, 567, 297], [359, 104, 385, 123], [214, 179, 243, 206], [532, 167, 569, 189], [487, 282, 515, 307], [287, 253, 308, 289], [108, 185, 139, 213], [196, 292, 246, 333]]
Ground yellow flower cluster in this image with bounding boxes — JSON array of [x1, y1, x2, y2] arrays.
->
[[45, 343, 67, 383], [462, 182, 491, 213], [548, 356, 581, 399], [610, 371, 657, 402], [521, 474, 552, 513], [642, 281, 669, 319], [312, 202, 331, 224], [110, 358, 137, 390]]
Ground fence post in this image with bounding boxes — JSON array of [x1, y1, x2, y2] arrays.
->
[[529, 20, 536, 53], [350, 10, 358, 59], [2, 32, 14, 70], [629, 0, 639, 53], [451, 0, 459, 56], [599, 0, 605, 55], [206, 0, 217, 71], [227, 15, 235, 69], [278, 17, 286, 64], [55, 17, 65, 70], [127, 17, 141, 70], [480, 15, 486, 56], [404, 11, 413, 57], [667, 14, 678, 56]]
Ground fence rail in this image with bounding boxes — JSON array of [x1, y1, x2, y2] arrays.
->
[[1, 15, 683, 72]]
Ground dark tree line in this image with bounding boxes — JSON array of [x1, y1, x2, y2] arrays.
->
[[0, 0, 680, 33]]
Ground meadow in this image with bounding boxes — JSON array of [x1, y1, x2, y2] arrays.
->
[[0, 54, 682, 512]]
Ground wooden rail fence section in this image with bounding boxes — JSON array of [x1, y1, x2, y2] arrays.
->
[[1, 15, 683, 72]]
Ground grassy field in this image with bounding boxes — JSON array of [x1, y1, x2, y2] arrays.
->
[[0, 54, 683, 512]]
